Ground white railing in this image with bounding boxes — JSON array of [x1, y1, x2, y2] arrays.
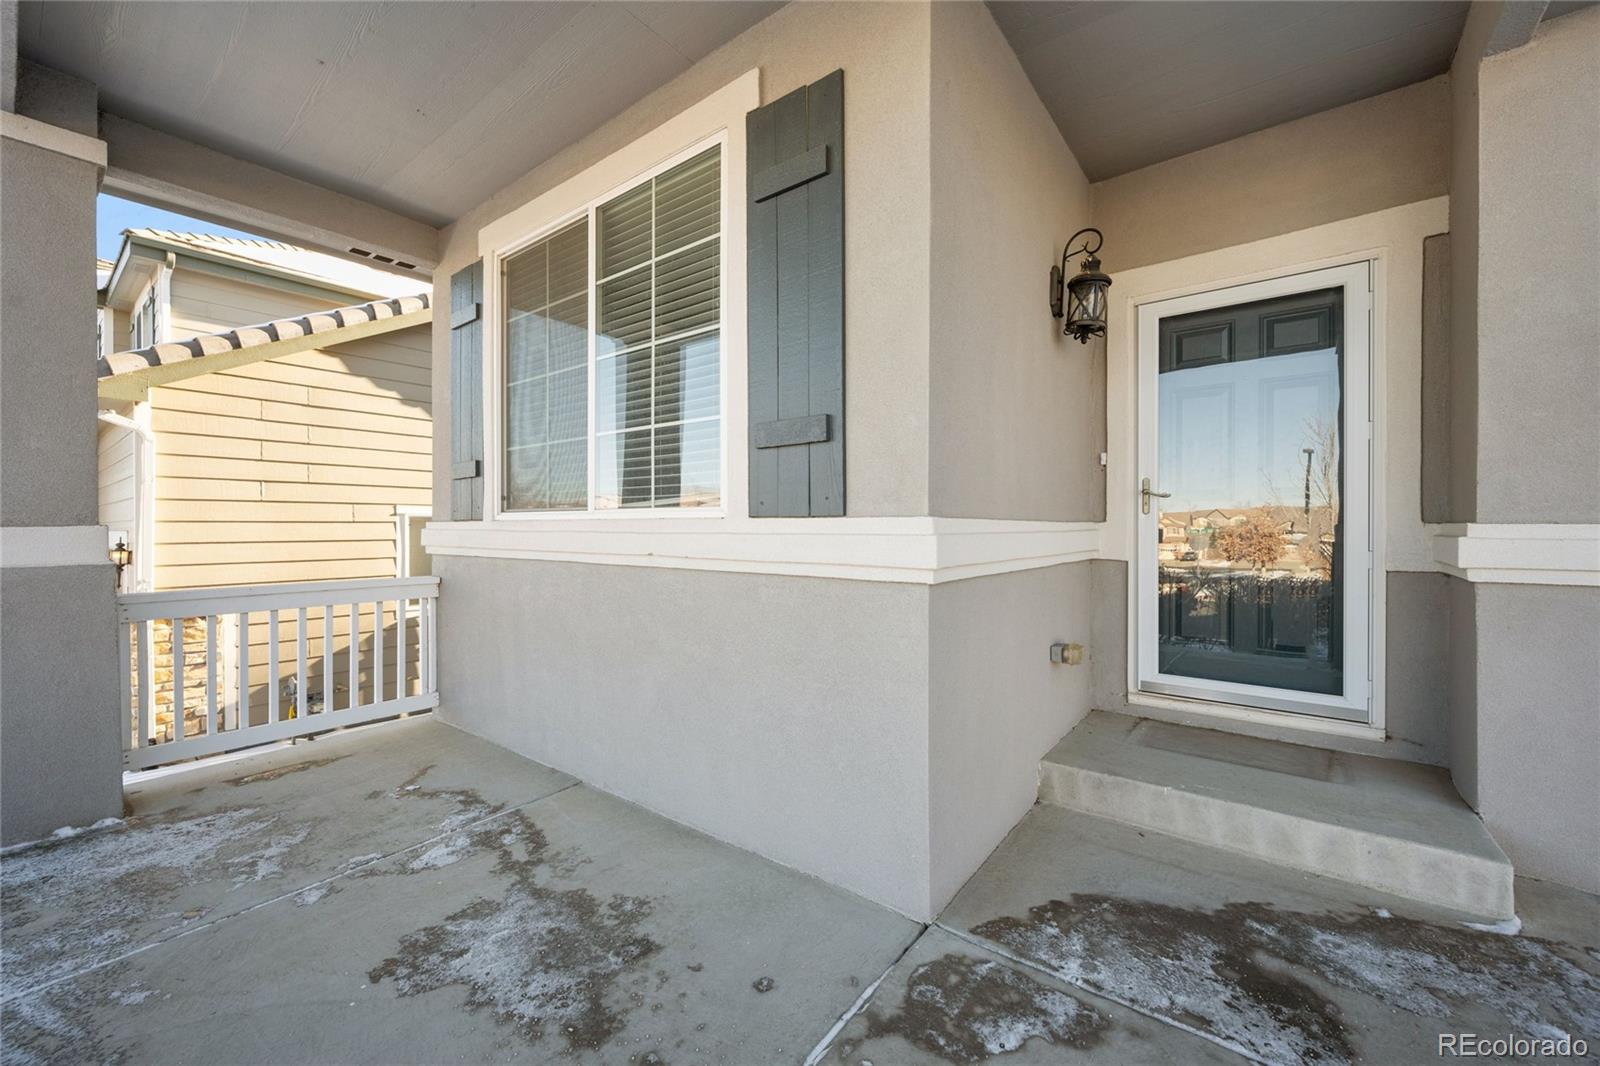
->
[[117, 576, 439, 771]]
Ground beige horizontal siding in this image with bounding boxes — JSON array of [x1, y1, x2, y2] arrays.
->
[[152, 270, 432, 591], [154, 558, 399, 588], [98, 423, 136, 532], [157, 477, 431, 506], [160, 521, 398, 544], [159, 500, 401, 522]]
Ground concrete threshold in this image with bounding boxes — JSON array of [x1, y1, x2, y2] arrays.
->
[[1038, 710, 1514, 919]]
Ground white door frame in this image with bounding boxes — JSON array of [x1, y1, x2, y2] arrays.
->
[[1133, 261, 1377, 724]]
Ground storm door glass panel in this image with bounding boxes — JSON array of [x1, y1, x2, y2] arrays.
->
[[1155, 288, 1344, 696], [504, 219, 588, 510], [595, 146, 721, 509]]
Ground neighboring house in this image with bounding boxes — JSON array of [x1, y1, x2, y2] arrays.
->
[[95, 229, 433, 593], [94, 230, 433, 740], [4, 1, 1596, 949]]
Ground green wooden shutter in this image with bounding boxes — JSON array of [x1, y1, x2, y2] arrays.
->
[[449, 260, 485, 521], [747, 70, 844, 517]]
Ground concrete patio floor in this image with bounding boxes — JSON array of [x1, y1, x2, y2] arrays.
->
[[2, 715, 1596, 1065]]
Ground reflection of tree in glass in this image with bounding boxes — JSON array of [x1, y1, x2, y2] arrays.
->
[[1262, 415, 1340, 577], [1298, 416, 1340, 576], [1213, 513, 1286, 570]]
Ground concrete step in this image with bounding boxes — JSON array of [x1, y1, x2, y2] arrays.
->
[[1038, 710, 1515, 919]]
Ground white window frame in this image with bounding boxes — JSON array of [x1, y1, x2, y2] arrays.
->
[[395, 506, 431, 577], [479, 71, 756, 526], [1132, 261, 1377, 725], [96, 306, 110, 361]]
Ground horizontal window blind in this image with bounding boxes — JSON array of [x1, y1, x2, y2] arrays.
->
[[504, 219, 588, 510], [499, 143, 722, 513], [596, 146, 721, 509]]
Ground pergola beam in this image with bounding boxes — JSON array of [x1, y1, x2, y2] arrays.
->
[[100, 112, 441, 275], [97, 306, 431, 403]]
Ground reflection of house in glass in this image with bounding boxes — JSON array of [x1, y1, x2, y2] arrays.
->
[[1156, 502, 1341, 695], [1156, 505, 1335, 576]]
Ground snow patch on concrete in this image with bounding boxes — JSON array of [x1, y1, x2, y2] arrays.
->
[[850, 953, 1110, 1063], [367, 812, 660, 1054], [973, 895, 1600, 1066], [293, 883, 338, 907], [1, 805, 303, 998], [405, 834, 472, 871]]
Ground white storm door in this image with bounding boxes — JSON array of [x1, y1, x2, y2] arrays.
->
[[1135, 262, 1373, 722]]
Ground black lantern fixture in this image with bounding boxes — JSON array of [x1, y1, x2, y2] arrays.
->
[[1049, 227, 1112, 344], [109, 536, 132, 579]]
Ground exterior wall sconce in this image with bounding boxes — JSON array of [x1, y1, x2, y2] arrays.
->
[[1049, 227, 1112, 343], [109, 536, 132, 579]]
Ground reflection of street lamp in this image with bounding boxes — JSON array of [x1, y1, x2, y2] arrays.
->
[[1302, 447, 1314, 518]]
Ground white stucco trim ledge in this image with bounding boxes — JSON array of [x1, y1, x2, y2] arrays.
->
[[0, 525, 112, 569], [1431, 523, 1600, 586], [422, 518, 1103, 584], [0, 111, 108, 167]]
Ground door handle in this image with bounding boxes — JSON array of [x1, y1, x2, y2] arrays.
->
[[1141, 477, 1171, 515]]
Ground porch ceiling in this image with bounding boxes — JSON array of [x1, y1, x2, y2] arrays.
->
[[16, 0, 781, 227], [986, 0, 1471, 181]]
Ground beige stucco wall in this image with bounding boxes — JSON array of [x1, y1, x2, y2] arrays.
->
[[433, 0, 934, 521], [1, 72, 125, 843], [1446, 9, 1489, 522], [919, 2, 1102, 912], [436, 555, 936, 918], [429, 1, 943, 918], [1472, 582, 1600, 892], [1091, 75, 1450, 274], [927, 1, 1101, 522], [1444, 6, 1600, 895], [1473, 7, 1600, 523], [929, 562, 1094, 906], [426, 0, 1114, 919]]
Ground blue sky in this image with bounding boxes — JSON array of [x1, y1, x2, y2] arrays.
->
[[97, 194, 262, 262]]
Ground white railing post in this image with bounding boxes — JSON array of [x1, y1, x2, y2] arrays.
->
[[417, 596, 430, 696], [348, 601, 360, 709], [373, 601, 384, 704], [117, 619, 132, 755], [137, 620, 154, 748], [206, 615, 219, 737], [322, 604, 333, 714], [237, 612, 249, 731], [267, 609, 280, 724], [296, 606, 308, 720], [427, 596, 438, 696], [172, 618, 185, 741], [221, 614, 239, 732], [396, 597, 407, 699]]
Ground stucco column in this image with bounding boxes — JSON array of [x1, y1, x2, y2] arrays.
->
[[0, 61, 124, 842], [1445, 6, 1600, 893]]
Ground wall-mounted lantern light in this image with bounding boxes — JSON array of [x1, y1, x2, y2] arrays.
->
[[1049, 227, 1112, 344], [109, 536, 132, 579]]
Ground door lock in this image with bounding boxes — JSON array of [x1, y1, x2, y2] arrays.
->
[[1140, 477, 1171, 515]]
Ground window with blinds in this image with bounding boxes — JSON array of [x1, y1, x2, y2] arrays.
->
[[503, 219, 589, 510], [500, 143, 722, 513], [596, 146, 721, 509]]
